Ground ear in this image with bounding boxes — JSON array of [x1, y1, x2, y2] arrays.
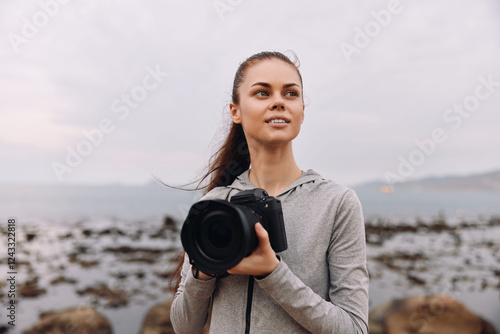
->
[[301, 104, 305, 124], [230, 102, 242, 124]]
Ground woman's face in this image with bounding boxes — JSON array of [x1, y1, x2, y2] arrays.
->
[[230, 59, 305, 148]]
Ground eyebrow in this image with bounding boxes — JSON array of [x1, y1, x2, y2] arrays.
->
[[251, 82, 300, 89]]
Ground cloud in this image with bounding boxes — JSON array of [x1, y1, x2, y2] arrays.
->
[[1, 0, 499, 185]]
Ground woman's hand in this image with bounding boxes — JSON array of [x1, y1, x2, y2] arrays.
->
[[227, 223, 280, 277], [193, 269, 214, 281]]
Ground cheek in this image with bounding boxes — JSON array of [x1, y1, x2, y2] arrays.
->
[[238, 112, 258, 133], [239, 104, 263, 123], [292, 105, 304, 122], [295, 122, 302, 132]]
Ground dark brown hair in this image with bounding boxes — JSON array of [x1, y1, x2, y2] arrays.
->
[[169, 51, 303, 292]]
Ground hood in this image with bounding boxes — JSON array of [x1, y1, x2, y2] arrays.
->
[[227, 169, 324, 197]]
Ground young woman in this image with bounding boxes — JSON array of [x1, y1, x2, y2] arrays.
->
[[170, 51, 369, 334]]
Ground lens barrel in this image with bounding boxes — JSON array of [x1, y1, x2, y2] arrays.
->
[[181, 200, 260, 275]]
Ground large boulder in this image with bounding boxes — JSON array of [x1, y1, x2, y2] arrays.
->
[[141, 299, 210, 334], [23, 307, 112, 334], [369, 294, 497, 334]]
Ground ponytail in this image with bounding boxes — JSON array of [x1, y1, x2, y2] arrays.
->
[[202, 123, 250, 193]]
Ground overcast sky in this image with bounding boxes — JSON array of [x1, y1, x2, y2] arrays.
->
[[1, 0, 499, 187]]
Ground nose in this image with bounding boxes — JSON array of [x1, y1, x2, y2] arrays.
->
[[271, 100, 285, 111]]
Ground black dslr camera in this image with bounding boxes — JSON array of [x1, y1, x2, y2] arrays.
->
[[181, 188, 287, 275]]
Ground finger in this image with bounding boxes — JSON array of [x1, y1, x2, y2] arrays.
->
[[254, 223, 273, 251], [255, 222, 269, 240]]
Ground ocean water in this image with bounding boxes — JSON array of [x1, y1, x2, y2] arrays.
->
[[355, 188, 500, 222], [1, 183, 198, 333], [3, 183, 499, 223], [0, 183, 200, 224], [355, 189, 500, 332], [1, 183, 499, 332]]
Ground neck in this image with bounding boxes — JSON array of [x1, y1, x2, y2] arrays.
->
[[247, 142, 301, 197]]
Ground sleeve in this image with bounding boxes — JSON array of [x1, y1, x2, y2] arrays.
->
[[256, 189, 369, 334], [170, 253, 217, 334], [170, 186, 233, 333]]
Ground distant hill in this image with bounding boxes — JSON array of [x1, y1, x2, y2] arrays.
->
[[353, 169, 500, 193]]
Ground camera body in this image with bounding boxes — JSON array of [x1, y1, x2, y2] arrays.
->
[[230, 189, 287, 252], [181, 188, 287, 275]]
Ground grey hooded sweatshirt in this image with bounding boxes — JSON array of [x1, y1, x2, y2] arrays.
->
[[171, 169, 369, 334]]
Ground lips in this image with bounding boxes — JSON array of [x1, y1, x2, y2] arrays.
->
[[265, 116, 290, 123]]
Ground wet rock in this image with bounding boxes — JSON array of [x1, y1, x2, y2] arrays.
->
[[104, 246, 174, 264], [19, 276, 46, 298], [406, 273, 426, 286], [149, 216, 178, 239], [68, 253, 100, 268], [488, 216, 500, 226], [130, 230, 143, 240], [369, 294, 497, 334], [135, 270, 146, 279], [23, 307, 112, 334], [50, 276, 78, 285], [103, 246, 166, 255], [25, 232, 37, 242], [163, 216, 178, 231], [123, 256, 157, 264], [82, 229, 93, 237], [150, 216, 178, 239], [140, 300, 174, 334], [373, 251, 428, 273], [364, 216, 492, 246], [77, 282, 129, 308], [58, 231, 74, 239], [68, 252, 100, 268], [80, 260, 100, 268], [74, 244, 91, 254], [140, 299, 209, 334], [98, 227, 127, 237], [110, 271, 129, 280], [153, 269, 171, 280]]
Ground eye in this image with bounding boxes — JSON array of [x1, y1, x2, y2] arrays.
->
[[254, 90, 269, 97], [284, 90, 299, 97]]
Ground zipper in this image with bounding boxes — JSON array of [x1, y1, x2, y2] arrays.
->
[[245, 275, 255, 334]]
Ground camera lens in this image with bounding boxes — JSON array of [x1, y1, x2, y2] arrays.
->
[[181, 199, 262, 275], [208, 221, 232, 248], [198, 210, 240, 260]]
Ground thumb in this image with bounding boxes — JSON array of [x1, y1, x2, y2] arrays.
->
[[255, 223, 270, 243], [254, 223, 277, 258]]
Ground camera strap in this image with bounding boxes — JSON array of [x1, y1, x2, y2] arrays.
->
[[225, 189, 233, 201]]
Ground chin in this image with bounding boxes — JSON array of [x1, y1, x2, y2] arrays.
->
[[264, 134, 300, 146]]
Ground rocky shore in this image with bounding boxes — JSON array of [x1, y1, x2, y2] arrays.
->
[[0, 214, 498, 333]]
